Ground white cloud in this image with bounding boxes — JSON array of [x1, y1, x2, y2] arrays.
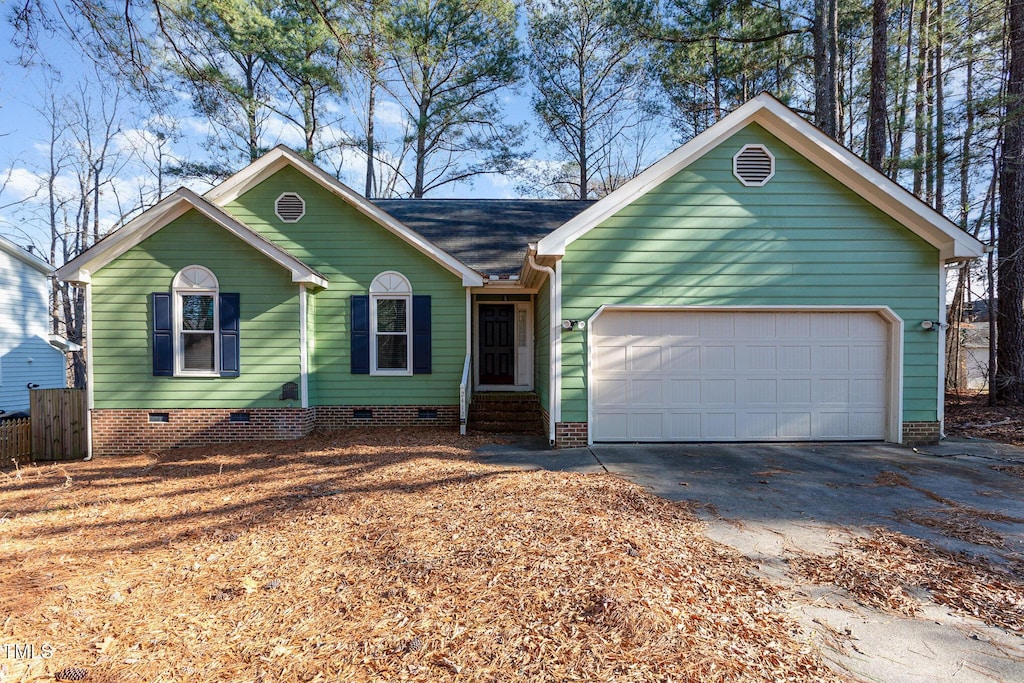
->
[[374, 100, 408, 130], [1, 167, 46, 202]]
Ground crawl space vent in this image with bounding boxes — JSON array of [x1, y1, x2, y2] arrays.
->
[[275, 192, 306, 222], [732, 145, 775, 186]]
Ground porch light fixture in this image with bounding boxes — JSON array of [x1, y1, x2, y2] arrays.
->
[[561, 319, 586, 331]]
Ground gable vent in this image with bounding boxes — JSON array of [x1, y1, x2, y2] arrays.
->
[[275, 192, 306, 222], [733, 145, 775, 186]]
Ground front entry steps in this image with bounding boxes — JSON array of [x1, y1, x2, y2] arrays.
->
[[468, 392, 545, 435]]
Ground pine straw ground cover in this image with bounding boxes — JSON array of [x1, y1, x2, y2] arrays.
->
[[791, 529, 1024, 634], [1, 430, 843, 683], [945, 391, 1024, 446]]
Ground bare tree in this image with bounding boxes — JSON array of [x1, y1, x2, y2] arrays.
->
[[525, 0, 654, 200], [382, 0, 525, 198]]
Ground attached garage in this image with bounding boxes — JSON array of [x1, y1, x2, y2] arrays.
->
[[590, 308, 900, 442]]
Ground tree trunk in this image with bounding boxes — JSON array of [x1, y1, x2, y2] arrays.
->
[[413, 93, 429, 199], [913, 0, 929, 197], [813, 0, 839, 139], [365, 78, 376, 198], [868, 0, 889, 170], [888, 0, 916, 178], [935, 0, 945, 212], [996, 0, 1024, 402]]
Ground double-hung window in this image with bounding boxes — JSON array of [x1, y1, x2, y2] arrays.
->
[[174, 266, 219, 376], [351, 272, 430, 376], [152, 266, 240, 378], [369, 271, 412, 375]]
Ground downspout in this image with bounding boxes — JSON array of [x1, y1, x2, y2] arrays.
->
[[528, 246, 558, 444], [299, 284, 309, 409]]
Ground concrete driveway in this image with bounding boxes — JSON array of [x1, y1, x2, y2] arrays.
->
[[475, 438, 1024, 682]]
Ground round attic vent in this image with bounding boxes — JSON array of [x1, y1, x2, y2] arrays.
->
[[275, 192, 306, 222], [732, 145, 775, 186]]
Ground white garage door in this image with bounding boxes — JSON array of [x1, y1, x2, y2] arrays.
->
[[591, 310, 890, 442]]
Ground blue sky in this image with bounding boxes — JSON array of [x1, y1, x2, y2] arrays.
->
[[0, 11, 618, 258]]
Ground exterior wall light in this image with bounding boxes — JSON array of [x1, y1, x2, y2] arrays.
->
[[561, 320, 587, 331]]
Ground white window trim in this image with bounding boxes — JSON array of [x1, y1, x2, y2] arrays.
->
[[173, 266, 220, 377], [369, 271, 413, 376]]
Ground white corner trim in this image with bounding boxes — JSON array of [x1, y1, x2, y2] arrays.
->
[[84, 280, 94, 460], [537, 94, 984, 262], [585, 304, 905, 445], [465, 288, 472, 356], [205, 146, 484, 287], [299, 284, 309, 409]]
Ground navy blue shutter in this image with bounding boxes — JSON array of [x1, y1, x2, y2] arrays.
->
[[351, 295, 370, 374], [412, 295, 431, 374], [219, 293, 240, 377], [152, 292, 173, 376]]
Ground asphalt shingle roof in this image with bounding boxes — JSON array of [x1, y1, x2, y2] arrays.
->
[[372, 199, 596, 277]]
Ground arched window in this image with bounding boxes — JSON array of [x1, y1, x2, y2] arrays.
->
[[369, 271, 412, 374], [173, 265, 219, 374]]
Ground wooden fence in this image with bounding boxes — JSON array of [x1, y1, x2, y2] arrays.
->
[[30, 388, 87, 461], [0, 417, 32, 464]]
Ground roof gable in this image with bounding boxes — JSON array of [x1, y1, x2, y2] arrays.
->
[[537, 93, 985, 263], [0, 234, 52, 274], [55, 188, 328, 287], [205, 146, 484, 286]]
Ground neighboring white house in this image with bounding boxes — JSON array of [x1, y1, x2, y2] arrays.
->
[[0, 235, 76, 416]]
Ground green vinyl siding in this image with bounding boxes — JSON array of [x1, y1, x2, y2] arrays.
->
[[91, 211, 300, 409], [560, 124, 942, 424], [226, 166, 466, 405], [535, 278, 550, 413]]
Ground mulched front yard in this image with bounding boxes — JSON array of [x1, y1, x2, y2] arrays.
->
[[945, 391, 1024, 446], [1, 430, 843, 682]]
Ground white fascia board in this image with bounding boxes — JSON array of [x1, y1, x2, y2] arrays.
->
[[55, 188, 328, 289], [0, 234, 53, 274], [56, 195, 194, 283], [206, 146, 484, 287], [537, 97, 767, 257], [538, 93, 985, 262], [753, 101, 985, 260]]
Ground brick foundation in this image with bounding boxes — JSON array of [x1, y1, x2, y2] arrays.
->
[[902, 421, 941, 445], [314, 405, 458, 430], [554, 422, 588, 448], [92, 405, 458, 456]]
